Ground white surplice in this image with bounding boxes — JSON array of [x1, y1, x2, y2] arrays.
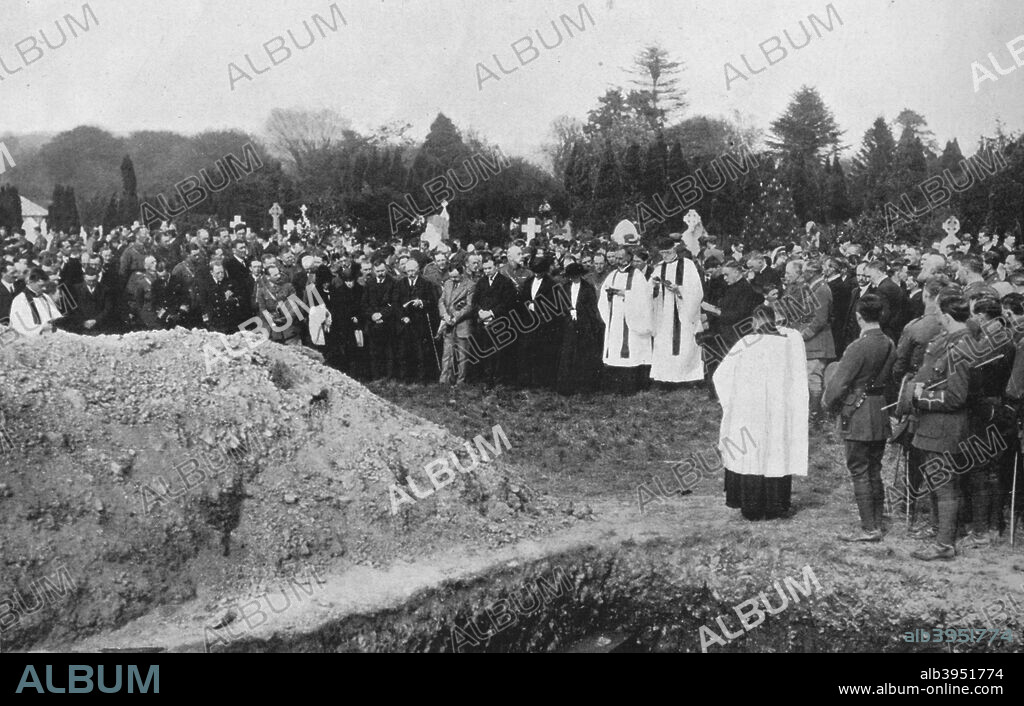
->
[[9, 291, 59, 338], [598, 267, 653, 367], [713, 327, 808, 478], [650, 257, 704, 382]]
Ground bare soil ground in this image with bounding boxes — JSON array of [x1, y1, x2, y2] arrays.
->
[[2, 332, 1021, 652]]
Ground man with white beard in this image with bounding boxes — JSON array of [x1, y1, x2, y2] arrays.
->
[[598, 247, 653, 394], [650, 237, 704, 386]]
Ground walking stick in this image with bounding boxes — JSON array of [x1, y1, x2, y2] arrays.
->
[[905, 445, 911, 531], [1012, 451, 1019, 548], [425, 309, 442, 373]]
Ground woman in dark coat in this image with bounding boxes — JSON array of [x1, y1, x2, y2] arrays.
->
[[328, 264, 365, 375], [556, 263, 603, 395]]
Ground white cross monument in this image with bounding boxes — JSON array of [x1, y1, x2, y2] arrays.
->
[[520, 217, 541, 244], [269, 203, 283, 233]]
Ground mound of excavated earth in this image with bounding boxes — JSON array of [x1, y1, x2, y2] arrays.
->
[[0, 329, 558, 651]]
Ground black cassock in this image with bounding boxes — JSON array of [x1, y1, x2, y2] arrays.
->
[[556, 280, 602, 396], [517, 275, 563, 389], [327, 280, 365, 375]]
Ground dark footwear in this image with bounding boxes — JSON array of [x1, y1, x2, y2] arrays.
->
[[911, 543, 955, 561], [838, 529, 882, 542]]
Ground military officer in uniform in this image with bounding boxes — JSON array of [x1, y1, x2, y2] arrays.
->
[[891, 275, 948, 529], [963, 298, 1015, 545], [908, 294, 974, 561], [823, 295, 895, 542]]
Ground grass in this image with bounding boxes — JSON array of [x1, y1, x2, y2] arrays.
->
[[366, 380, 849, 510]]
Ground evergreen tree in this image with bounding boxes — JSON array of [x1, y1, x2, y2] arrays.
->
[[826, 155, 853, 223], [65, 186, 81, 233], [366, 147, 382, 190], [49, 185, 67, 232], [740, 163, 800, 250], [564, 141, 593, 224], [407, 151, 429, 191], [767, 86, 843, 158], [642, 137, 668, 198], [893, 108, 937, 153], [0, 186, 20, 231], [120, 155, 139, 225], [351, 151, 369, 190], [936, 137, 968, 215], [622, 143, 643, 203], [388, 148, 406, 189], [591, 141, 622, 228], [102, 193, 121, 232], [851, 117, 897, 213], [938, 139, 965, 173], [627, 44, 688, 130], [784, 152, 826, 224], [666, 141, 686, 183], [768, 86, 842, 226], [892, 125, 928, 197], [418, 113, 470, 182]]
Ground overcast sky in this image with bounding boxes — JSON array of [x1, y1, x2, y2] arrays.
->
[[3, 0, 1023, 164]]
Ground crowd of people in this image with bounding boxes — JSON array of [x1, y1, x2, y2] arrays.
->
[[1, 218, 1022, 559]]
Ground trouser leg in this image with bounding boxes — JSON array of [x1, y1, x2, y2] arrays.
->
[[908, 445, 926, 523], [922, 450, 962, 547], [807, 359, 826, 425], [455, 336, 470, 385], [846, 440, 879, 532], [867, 441, 886, 528], [440, 335, 456, 384], [968, 459, 1000, 535]]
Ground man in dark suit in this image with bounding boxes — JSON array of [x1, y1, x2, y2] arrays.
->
[[823, 294, 896, 543], [70, 267, 113, 335], [865, 259, 907, 342], [0, 260, 24, 325], [516, 258, 563, 389], [198, 260, 243, 334], [473, 254, 518, 386], [825, 256, 852, 357], [844, 263, 871, 348], [746, 252, 781, 298], [392, 258, 438, 383], [702, 260, 762, 371], [362, 258, 397, 380], [224, 241, 254, 320]]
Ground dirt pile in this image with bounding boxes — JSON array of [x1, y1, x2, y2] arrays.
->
[[0, 329, 558, 650]]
